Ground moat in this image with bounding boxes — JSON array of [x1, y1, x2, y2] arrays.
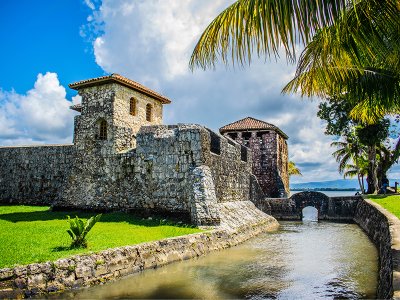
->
[[51, 221, 378, 299]]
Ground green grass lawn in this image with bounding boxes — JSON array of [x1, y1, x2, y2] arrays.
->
[[0, 205, 202, 269], [367, 194, 400, 219]]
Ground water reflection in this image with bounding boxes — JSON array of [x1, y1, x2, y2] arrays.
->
[[56, 222, 378, 299]]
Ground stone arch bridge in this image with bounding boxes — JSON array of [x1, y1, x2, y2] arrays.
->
[[255, 191, 361, 221]]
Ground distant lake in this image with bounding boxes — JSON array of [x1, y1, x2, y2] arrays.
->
[[290, 190, 359, 197]]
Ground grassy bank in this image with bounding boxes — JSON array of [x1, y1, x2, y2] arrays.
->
[[368, 195, 400, 219], [0, 205, 201, 269]]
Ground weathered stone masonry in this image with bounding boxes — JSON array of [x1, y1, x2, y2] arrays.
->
[[0, 145, 74, 205], [0, 74, 266, 227], [220, 117, 289, 198], [54, 124, 254, 226]]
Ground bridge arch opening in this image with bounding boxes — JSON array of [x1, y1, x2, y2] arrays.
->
[[302, 206, 318, 222]]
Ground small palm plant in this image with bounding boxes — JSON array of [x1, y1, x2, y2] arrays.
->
[[67, 214, 102, 248]]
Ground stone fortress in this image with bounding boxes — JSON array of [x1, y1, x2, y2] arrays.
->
[[0, 74, 289, 226]]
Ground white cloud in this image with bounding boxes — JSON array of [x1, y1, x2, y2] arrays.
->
[[83, 0, 96, 10], [89, 0, 235, 83], [0, 72, 77, 145], [81, 0, 345, 183]]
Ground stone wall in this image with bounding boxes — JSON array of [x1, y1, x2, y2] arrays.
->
[[0, 202, 278, 298], [222, 130, 289, 198], [276, 134, 289, 196], [74, 83, 163, 153], [54, 124, 255, 226], [113, 84, 163, 150], [354, 199, 400, 299], [256, 192, 360, 220], [207, 132, 253, 203], [0, 124, 256, 226], [0, 145, 74, 205]]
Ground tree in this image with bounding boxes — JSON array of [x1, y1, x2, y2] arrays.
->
[[288, 161, 302, 177], [283, 12, 400, 123], [319, 98, 399, 194], [342, 160, 368, 194], [356, 120, 390, 193], [317, 97, 356, 136], [190, 0, 400, 123], [331, 134, 367, 193]]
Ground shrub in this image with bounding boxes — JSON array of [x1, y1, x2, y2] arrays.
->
[[67, 214, 102, 248]]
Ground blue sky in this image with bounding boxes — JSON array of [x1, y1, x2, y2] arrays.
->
[[0, 0, 398, 183], [0, 0, 102, 98]]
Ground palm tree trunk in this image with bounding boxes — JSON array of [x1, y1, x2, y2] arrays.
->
[[367, 145, 379, 194], [361, 174, 365, 194], [357, 174, 364, 194]]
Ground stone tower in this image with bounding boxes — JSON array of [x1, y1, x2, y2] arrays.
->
[[70, 73, 171, 152], [220, 117, 289, 197], [56, 74, 171, 209]]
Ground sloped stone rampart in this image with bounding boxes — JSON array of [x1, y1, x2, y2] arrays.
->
[[0, 145, 74, 205], [0, 202, 278, 298]]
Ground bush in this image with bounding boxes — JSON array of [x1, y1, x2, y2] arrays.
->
[[67, 214, 102, 248]]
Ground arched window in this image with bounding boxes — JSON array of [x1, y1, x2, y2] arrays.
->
[[146, 104, 152, 122], [129, 97, 136, 116], [99, 120, 107, 140]]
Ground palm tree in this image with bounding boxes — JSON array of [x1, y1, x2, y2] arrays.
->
[[282, 11, 400, 123], [342, 159, 368, 194], [288, 161, 302, 177], [331, 134, 368, 193], [190, 0, 400, 123], [376, 139, 400, 187]]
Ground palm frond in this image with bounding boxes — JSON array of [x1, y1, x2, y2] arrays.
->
[[190, 0, 399, 71], [190, 0, 349, 69]]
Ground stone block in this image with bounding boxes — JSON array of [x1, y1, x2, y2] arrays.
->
[[27, 263, 42, 275], [14, 277, 27, 289], [13, 267, 27, 277], [27, 273, 47, 289], [75, 264, 93, 279], [0, 268, 13, 281]]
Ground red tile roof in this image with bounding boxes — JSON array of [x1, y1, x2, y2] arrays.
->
[[69, 73, 171, 104], [219, 117, 288, 139]]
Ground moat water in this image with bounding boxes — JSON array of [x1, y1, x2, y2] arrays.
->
[[56, 221, 378, 299]]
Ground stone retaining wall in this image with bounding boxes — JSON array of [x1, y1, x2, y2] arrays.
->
[[257, 192, 359, 220], [0, 202, 278, 298], [354, 199, 400, 299], [0, 145, 74, 205]]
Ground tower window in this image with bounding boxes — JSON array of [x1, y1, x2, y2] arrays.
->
[[99, 120, 107, 140], [228, 132, 238, 140], [129, 98, 136, 116], [146, 104, 152, 122]]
